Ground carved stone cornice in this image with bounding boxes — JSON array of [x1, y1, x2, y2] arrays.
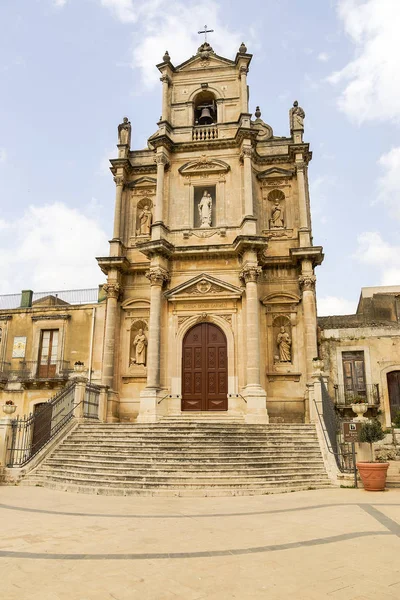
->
[[31, 314, 71, 321], [146, 267, 170, 287], [103, 283, 121, 300], [0, 315, 12, 321], [240, 265, 262, 284], [299, 274, 316, 291]]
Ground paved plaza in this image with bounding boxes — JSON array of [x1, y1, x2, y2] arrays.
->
[[1, 486, 400, 599]]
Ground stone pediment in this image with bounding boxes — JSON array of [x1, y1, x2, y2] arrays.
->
[[127, 176, 157, 189], [261, 292, 300, 306], [179, 156, 230, 176], [165, 274, 243, 301], [175, 53, 235, 72], [257, 167, 295, 180]]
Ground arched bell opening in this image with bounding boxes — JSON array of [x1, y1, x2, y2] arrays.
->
[[193, 91, 217, 125]]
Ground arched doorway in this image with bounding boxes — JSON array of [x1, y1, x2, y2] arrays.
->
[[387, 371, 400, 420], [182, 322, 228, 411]]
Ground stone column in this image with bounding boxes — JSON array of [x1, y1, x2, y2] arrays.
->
[[239, 66, 249, 113], [112, 176, 124, 240], [160, 75, 170, 122], [296, 161, 311, 247], [299, 262, 318, 383], [137, 266, 170, 422], [154, 153, 168, 225], [241, 263, 268, 423], [101, 283, 120, 390], [242, 146, 254, 217]]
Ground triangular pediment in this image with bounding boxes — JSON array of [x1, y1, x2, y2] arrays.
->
[[175, 53, 235, 72], [179, 156, 230, 176], [257, 167, 295, 180], [127, 176, 157, 188], [165, 274, 243, 300]]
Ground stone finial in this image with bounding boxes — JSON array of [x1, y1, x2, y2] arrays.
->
[[163, 50, 171, 63], [255, 106, 261, 119], [239, 42, 247, 54]]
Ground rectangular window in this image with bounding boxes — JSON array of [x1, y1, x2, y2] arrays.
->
[[194, 185, 216, 228], [37, 330, 59, 378], [342, 351, 366, 397]]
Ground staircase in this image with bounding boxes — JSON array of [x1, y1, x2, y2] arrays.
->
[[22, 418, 331, 496]]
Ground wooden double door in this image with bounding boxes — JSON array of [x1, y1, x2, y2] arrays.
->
[[388, 371, 400, 418], [182, 323, 228, 411]]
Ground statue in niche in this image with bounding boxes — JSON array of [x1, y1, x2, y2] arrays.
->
[[198, 190, 212, 228], [277, 326, 291, 362], [131, 328, 147, 366], [290, 101, 305, 131], [137, 205, 152, 236], [118, 117, 131, 146], [270, 200, 284, 228]]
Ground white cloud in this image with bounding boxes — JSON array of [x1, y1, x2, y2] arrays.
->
[[354, 231, 400, 285], [328, 0, 400, 124], [317, 52, 330, 62], [99, 0, 242, 88], [101, 0, 137, 23], [317, 295, 356, 316], [0, 148, 7, 164], [375, 146, 400, 219], [0, 203, 108, 294], [53, 0, 67, 7]]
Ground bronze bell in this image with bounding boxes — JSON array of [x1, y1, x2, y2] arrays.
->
[[198, 106, 213, 125]]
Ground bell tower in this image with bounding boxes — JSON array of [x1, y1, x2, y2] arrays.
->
[[97, 40, 323, 425]]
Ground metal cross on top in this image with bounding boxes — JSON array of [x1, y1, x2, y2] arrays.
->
[[198, 25, 214, 43]]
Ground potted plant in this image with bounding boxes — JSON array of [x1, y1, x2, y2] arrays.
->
[[356, 420, 389, 491], [2, 399, 17, 415], [74, 361, 85, 372], [350, 395, 368, 420]]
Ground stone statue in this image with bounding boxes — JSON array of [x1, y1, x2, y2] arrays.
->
[[277, 326, 291, 362], [137, 205, 152, 236], [270, 200, 284, 228], [289, 101, 305, 131], [132, 329, 147, 366], [118, 117, 131, 146], [198, 190, 212, 228]]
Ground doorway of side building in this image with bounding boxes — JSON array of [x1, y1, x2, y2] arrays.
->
[[31, 402, 52, 455], [182, 322, 228, 411], [387, 371, 400, 421]]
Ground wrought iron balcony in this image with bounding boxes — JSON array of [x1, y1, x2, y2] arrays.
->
[[334, 384, 380, 406], [0, 361, 11, 386], [192, 125, 218, 141], [8, 360, 71, 383]]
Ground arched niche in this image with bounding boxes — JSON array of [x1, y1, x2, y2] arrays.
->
[[129, 320, 148, 367], [267, 189, 286, 230], [135, 198, 153, 237], [272, 315, 292, 364]]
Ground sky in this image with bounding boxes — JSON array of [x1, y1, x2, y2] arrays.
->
[[0, 0, 399, 316]]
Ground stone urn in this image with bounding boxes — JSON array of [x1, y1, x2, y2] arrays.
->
[[74, 363, 85, 373], [2, 404, 16, 416], [351, 403, 368, 421]]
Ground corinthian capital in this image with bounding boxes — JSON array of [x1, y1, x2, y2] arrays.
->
[[113, 176, 124, 186], [103, 282, 121, 299], [240, 265, 262, 284], [239, 65, 249, 77], [160, 74, 171, 85], [146, 267, 170, 287], [154, 154, 169, 166], [299, 274, 316, 291]]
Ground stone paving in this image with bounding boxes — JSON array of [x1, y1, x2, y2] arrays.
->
[[1, 486, 400, 599]]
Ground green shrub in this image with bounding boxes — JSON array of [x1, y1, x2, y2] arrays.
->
[[359, 420, 386, 461], [392, 410, 400, 429]]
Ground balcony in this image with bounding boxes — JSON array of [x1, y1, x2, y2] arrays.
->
[[334, 384, 380, 406], [8, 360, 71, 388], [192, 125, 218, 141], [0, 362, 11, 389]]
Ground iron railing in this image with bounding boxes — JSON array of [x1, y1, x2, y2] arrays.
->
[[0, 361, 11, 381], [84, 383, 101, 419], [6, 380, 101, 467], [7, 383, 76, 467], [0, 288, 98, 309], [8, 360, 70, 381], [334, 384, 380, 406], [317, 378, 355, 473]]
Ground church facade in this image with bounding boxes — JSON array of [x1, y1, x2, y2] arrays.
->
[[98, 40, 323, 424], [0, 42, 324, 425]]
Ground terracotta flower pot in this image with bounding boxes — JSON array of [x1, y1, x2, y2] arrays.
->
[[356, 462, 389, 491]]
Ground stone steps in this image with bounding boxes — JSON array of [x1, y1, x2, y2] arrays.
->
[[22, 421, 331, 496]]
